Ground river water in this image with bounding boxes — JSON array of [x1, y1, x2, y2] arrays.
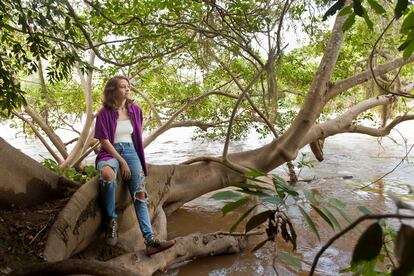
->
[[2, 121, 414, 275]]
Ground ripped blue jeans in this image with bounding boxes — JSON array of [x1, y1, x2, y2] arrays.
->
[[96, 142, 153, 240]]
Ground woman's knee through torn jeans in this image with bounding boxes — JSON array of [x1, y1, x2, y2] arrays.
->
[[96, 142, 154, 240]]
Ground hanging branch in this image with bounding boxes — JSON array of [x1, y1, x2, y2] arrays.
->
[[368, 17, 414, 98], [214, 56, 277, 142], [218, 64, 265, 159]]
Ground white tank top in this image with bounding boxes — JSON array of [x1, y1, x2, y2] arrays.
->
[[114, 120, 133, 144]]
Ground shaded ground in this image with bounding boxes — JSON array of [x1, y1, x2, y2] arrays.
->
[[0, 197, 69, 275]]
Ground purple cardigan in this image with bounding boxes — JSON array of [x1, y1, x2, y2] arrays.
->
[[94, 103, 148, 176]]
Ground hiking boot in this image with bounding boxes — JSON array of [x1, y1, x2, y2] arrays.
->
[[105, 219, 118, 246], [144, 236, 175, 255]]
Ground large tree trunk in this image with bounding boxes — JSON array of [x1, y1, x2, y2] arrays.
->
[[44, 10, 350, 265], [0, 138, 78, 208]]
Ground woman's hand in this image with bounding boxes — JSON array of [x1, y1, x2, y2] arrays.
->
[[120, 160, 131, 180]]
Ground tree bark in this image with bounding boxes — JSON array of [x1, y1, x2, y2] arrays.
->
[[16, 232, 246, 276], [0, 138, 78, 208]]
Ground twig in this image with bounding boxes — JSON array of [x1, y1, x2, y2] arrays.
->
[[272, 238, 280, 276], [355, 144, 414, 191], [382, 236, 396, 269], [215, 230, 264, 236], [29, 216, 53, 245], [309, 213, 414, 276], [369, 17, 414, 99]]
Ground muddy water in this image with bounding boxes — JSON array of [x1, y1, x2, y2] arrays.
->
[[2, 121, 414, 275]]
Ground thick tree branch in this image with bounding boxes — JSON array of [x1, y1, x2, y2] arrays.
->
[[143, 90, 239, 147], [60, 51, 95, 169], [24, 105, 68, 159], [109, 232, 247, 275], [131, 86, 162, 127], [327, 55, 414, 100], [302, 95, 397, 145], [11, 111, 63, 164], [229, 10, 349, 173], [12, 259, 138, 276], [347, 114, 414, 136]]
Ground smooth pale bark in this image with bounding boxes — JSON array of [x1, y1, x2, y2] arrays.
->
[[0, 138, 78, 208], [60, 52, 96, 169], [108, 232, 247, 275], [300, 95, 397, 146], [44, 176, 141, 261], [12, 259, 138, 276], [24, 105, 68, 159], [18, 233, 246, 276], [327, 55, 414, 100], [44, 162, 243, 261], [11, 111, 63, 164]]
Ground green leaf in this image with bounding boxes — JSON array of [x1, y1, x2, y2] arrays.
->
[[251, 237, 270, 252], [342, 13, 356, 32], [398, 39, 411, 51], [311, 204, 334, 230], [367, 0, 386, 14], [363, 10, 374, 30], [403, 38, 414, 60], [272, 175, 289, 186], [210, 190, 243, 201], [222, 197, 249, 216], [298, 206, 320, 240], [330, 198, 347, 209], [262, 196, 284, 205], [401, 12, 414, 31], [357, 206, 372, 215], [351, 222, 383, 264], [393, 224, 414, 275], [279, 251, 303, 270], [320, 206, 342, 230], [275, 180, 299, 197], [245, 168, 267, 178], [353, 0, 364, 16], [245, 210, 274, 233], [323, 0, 346, 21], [332, 205, 354, 225], [230, 205, 257, 233], [243, 176, 268, 184], [232, 182, 271, 191], [338, 5, 352, 16], [235, 189, 271, 197], [304, 190, 315, 202], [395, 0, 410, 19]]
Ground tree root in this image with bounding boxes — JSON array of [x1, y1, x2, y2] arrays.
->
[[14, 232, 247, 276], [108, 231, 248, 275]]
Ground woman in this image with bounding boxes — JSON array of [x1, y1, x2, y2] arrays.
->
[[94, 75, 175, 255]]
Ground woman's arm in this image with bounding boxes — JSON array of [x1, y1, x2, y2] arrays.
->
[[100, 139, 131, 180]]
